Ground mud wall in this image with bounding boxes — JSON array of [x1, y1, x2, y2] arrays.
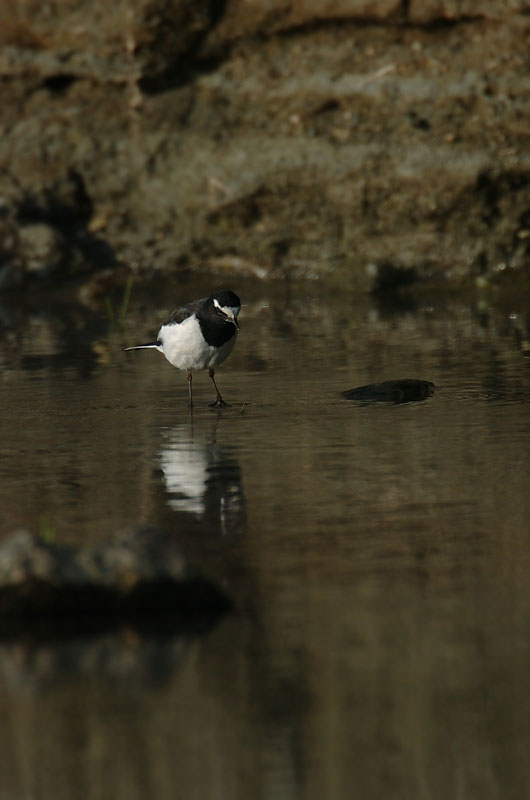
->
[[1, 1, 529, 291]]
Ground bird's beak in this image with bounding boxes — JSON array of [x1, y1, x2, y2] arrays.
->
[[227, 311, 239, 331]]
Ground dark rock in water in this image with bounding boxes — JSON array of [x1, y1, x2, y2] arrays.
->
[[342, 379, 435, 405], [0, 528, 231, 623]]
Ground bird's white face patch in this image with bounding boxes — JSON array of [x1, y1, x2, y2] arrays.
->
[[213, 297, 240, 322]]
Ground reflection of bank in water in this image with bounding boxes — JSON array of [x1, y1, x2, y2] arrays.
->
[[158, 425, 245, 536]]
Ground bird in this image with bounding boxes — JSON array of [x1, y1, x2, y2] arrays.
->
[[125, 289, 240, 408]]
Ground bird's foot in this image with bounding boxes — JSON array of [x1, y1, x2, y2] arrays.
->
[[208, 396, 231, 409]]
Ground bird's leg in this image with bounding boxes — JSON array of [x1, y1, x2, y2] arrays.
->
[[208, 368, 230, 408], [186, 371, 193, 407]]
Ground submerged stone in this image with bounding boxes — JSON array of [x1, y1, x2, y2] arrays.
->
[[0, 528, 231, 621], [342, 379, 435, 405]]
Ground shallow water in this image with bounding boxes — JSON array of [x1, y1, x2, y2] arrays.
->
[[1, 280, 530, 799]]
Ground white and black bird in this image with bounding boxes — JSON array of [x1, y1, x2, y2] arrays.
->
[[125, 289, 241, 408]]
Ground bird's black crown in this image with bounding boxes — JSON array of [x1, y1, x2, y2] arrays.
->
[[210, 290, 241, 309]]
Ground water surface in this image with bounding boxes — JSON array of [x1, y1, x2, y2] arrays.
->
[[1, 281, 530, 799]]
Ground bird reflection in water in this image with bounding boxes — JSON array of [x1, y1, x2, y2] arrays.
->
[[158, 422, 245, 536]]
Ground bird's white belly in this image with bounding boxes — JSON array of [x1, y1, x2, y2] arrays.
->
[[159, 316, 237, 372]]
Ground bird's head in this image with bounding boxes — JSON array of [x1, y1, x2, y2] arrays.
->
[[212, 290, 241, 331]]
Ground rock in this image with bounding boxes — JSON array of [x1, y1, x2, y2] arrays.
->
[[17, 169, 93, 228], [342, 379, 435, 404], [0, 529, 231, 620], [18, 223, 68, 276], [4, 170, 117, 282]]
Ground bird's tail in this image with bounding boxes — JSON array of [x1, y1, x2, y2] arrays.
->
[[124, 341, 161, 351]]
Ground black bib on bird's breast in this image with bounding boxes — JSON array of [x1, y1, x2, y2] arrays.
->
[[198, 315, 237, 347]]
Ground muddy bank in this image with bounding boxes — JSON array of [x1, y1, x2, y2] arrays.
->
[[0, 1, 529, 291]]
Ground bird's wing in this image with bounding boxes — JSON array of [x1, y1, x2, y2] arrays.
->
[[162, 298, 206, 326]]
